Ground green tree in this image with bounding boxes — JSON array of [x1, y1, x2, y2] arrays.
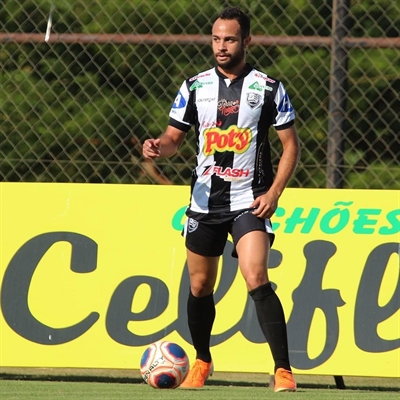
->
[[0, 0, 399, 187]]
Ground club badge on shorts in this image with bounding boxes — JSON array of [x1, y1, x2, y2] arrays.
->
[[187, 218, 199, 233]]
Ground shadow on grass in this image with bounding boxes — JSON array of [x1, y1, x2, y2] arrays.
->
[[0, 373, 399, 393]]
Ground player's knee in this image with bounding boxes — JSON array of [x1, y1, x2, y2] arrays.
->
[[242, 270, 268, 291], [189, 278, 214, 297], [190, 285, 213, 297]]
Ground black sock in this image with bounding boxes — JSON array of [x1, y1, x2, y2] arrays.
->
[[249, 282, 291, 372], [187, 290, 215, 363]]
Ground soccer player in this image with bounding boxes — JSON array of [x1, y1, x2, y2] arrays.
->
[[143, 6, 300, 392]]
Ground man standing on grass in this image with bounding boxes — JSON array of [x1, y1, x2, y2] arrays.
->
[[143, 6, 300, 392]]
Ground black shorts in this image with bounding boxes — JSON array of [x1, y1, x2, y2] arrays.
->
[[182, 209, 275, 258]]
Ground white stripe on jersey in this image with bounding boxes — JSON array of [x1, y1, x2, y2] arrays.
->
[[229, 72, 262, 211]]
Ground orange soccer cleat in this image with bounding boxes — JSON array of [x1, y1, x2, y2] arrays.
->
[[274, 368, 297, 392], [180, 359, 214, 389]]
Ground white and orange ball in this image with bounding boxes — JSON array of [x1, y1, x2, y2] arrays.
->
[[140, 341, 189, 389]]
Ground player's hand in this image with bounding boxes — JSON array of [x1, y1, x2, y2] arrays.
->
[[250, 191, 279, 219], [143, 138, 161, 159]]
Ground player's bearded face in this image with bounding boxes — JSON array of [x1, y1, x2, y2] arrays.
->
[[212, 19, 248, 71], [214, 42, 246, 70]]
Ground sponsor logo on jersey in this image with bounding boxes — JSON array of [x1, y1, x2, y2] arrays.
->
[[278, 93, 294, 112], [254, 72, 276, 83], [218, 99, 239, 116], [172, 91, 186, 108], [189, 80, 214, 91], [189, 72, 211, 82], [203, 126, 252, 155], [248, 81, 273, 92], [202, 120, 222, 128], [246, 93, 262, 109], [197, 97, 216, 103], [202, 163, 250, 181], [249, 81, 263, 91], [190, 80, 202, 91]]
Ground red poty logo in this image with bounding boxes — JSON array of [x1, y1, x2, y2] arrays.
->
[[203, 126, 252, 156]]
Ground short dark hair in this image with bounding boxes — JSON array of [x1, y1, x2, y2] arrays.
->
[[217, 7, 251, 40]]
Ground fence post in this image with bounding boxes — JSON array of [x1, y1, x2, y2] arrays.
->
[[327, 0, 351, 188]]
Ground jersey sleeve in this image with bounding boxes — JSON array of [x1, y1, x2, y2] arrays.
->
[[273, 82, 296, 129], [168, 80, 196, 130]]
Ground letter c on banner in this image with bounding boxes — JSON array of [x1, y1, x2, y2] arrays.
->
[[0, 232, 100, 344]]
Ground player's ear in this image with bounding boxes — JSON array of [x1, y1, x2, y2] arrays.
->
[[243, 35, 251, 48]]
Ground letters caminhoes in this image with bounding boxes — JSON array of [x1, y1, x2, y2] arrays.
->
[[0, 183, 399, 377]]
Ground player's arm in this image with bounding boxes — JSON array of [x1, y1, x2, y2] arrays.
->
[[251, 124, 300, 218], [142, 125, 186, 160]]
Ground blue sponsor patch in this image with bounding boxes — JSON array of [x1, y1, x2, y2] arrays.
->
[[278, 94, 294, 112], [172, 91, 187, 108]]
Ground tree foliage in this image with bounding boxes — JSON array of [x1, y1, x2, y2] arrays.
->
[[0, 0, 399, 187]]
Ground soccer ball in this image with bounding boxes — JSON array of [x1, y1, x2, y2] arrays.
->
[[140, 340, 189, 389]]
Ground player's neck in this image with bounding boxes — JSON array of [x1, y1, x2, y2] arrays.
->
[[217, 61, 247, 81]]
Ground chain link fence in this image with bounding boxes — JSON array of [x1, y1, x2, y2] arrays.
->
[[1, 0, 399, 188]]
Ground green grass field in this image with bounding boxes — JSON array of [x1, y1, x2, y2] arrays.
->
[[1, 380, 399, 400], [1, 368, 399, 400]]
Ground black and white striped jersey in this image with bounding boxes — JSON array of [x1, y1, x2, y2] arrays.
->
[[168, 64, 295, 219]]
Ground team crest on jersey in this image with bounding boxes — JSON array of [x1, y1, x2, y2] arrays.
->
[[246, 93, 261, 109]]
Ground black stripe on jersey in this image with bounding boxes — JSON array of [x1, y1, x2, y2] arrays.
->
[[183, 80, 198, 126], [252, 82, 279, 195], [207, 74, 244, 211], [185, 81, 202, 159]]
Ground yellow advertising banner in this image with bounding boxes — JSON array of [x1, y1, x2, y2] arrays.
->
[[0, 183, 399, 378]]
